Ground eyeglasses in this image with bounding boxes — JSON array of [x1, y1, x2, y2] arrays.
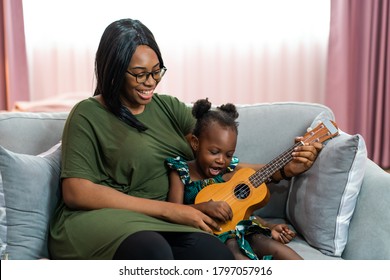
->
[[126, 67, 167, 83]]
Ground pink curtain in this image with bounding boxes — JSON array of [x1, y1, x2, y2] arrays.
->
[[0, 0, 29, 110], [326, 0, 390, 169], [21, 1, 330, 107]]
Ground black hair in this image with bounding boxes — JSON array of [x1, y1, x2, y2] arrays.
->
[[192, 98, 239, 137], [93, 18, 165, 131]]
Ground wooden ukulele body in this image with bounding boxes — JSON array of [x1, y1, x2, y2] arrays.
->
[[195, 167, 270, 233]]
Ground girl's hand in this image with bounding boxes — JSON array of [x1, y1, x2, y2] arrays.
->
[[284, 137, 323, 177], [270, 224, 296, 244]]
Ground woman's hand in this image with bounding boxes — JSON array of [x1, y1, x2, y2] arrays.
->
[[192, 201, 233, 223], [270, 224, 296, 244], [162, 202, 224, 234], [284, 137, 323, 177]]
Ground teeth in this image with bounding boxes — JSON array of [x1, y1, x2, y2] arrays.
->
[[139, 90, 153, 95]]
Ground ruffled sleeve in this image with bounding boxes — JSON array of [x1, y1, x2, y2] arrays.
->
[[227, 156, 239, 172], [165, 156, 191, 186]]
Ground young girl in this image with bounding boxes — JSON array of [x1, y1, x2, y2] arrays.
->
[[166, 98, 303, 260]]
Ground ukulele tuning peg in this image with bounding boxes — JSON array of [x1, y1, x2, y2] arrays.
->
[[307, 120, 322, 132]]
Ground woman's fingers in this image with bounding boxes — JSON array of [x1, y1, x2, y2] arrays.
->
[[201, 214, 221, 233]]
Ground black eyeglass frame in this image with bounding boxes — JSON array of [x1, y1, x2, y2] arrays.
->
[[126, 67, 167, 83]]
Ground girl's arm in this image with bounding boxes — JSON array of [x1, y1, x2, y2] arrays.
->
[[253, 215, 296, 244], [167, 170, 185, 203], [167, 170, 232, 223]]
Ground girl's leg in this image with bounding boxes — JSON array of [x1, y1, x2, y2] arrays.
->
[[247, 233, 303, 260], [225, 238, 250, 260]]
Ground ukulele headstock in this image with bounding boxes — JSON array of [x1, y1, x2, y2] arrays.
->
[[302, 119, 339, 144]]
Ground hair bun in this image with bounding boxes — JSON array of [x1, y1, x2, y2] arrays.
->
[[218, 103, 239, 120], [192, 98, 212, 119]]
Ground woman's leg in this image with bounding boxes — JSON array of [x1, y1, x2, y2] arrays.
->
[[113, 231, 174, 260], [161, 232, 235, 260], [247, 233, 303, 260]]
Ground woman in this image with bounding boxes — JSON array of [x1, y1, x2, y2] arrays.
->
[[49, 18, 234, 260]]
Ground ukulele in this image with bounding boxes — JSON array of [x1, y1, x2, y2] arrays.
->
[[195, 119, 339, 234]]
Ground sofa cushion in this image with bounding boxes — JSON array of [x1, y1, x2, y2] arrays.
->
[[0, 112, 67, 155], [0, 143, 61, 260], [286, 113, 367, 257]]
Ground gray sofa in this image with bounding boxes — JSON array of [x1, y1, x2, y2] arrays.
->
[[1, 101, 389, 260]]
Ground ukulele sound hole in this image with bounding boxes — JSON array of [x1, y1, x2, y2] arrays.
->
[[234, 184, 250, 200]]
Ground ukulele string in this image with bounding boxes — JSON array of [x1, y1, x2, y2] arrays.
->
[[250, 124, 332, 186], [217, 123, 332, 205], [220, 142, 302, 206], [250, 142, 301, 187]]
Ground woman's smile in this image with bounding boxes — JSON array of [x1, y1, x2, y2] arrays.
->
[[136, 89, 154, 100]]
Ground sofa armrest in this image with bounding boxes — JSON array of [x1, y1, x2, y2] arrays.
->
[[342, 159, 390, 259]]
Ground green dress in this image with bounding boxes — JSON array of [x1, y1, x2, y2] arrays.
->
[[49, 94, 205, 260], [165, 156, 272, 260]]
